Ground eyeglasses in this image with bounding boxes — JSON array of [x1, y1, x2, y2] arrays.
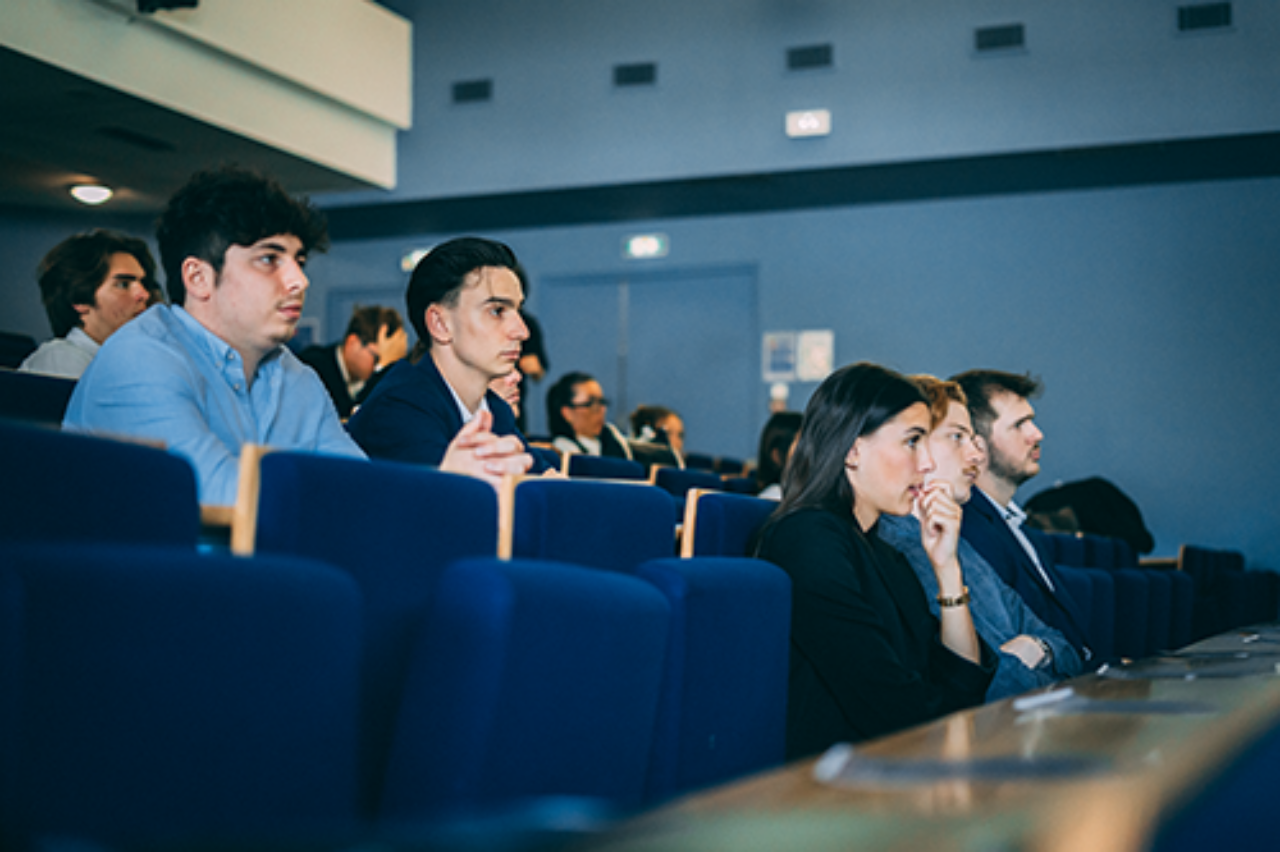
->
[[566, 396, 609, 409]]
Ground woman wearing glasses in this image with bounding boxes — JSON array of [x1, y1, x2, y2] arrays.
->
[[755, 362, 996, 759], [546, 371, 633, 459]]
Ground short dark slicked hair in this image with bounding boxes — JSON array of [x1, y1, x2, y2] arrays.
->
[[37, 229, 158, 337], [405, 236, 523, 349], [949, 369, 1043, 441], [156, 166, 329, 305]]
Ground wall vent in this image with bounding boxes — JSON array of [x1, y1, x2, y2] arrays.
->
[[1178, 3, 1232, 32], [974, 23, 1026, 53], [614, 62, 657, 87], [452, 79, 492, 104], [787, 43, 833, 70]]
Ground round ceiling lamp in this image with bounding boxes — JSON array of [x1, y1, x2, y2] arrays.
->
[[70, 184, 114, 205]]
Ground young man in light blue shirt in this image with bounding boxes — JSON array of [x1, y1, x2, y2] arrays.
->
[[65, 167, 531, 505]]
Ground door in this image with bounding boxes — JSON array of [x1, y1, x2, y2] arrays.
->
[[532, 265, 760, 461]]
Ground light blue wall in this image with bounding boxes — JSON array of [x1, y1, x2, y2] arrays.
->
[[328, 0, 1280, 206], [306, 175, 1280, 572]]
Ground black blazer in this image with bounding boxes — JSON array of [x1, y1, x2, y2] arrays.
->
[[298, 344, 355, 419], [757, 507, 995, 759], [960, 488, 1092, 661], [346, 355, 550, 473]]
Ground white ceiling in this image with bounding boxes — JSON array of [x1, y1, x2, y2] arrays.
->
[[0, 46, 375, 215]]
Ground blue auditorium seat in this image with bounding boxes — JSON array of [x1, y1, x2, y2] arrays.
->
[[1111, 568, 1153, 659], [0, 418, 200, 548], [0, 333, 37, 370], [507, 477, 677, 573], [566, 454, 647, 481], [0, 368, 75, 425], [1054, 566, 1096, 660], [377, 557, 670, 819], [654, 466, 725, 499], [1076, 567, 1118, 664], [252, 451, 500, 818], [1, 542, 363, 848], [1143, 569, 1174, 654], [721, 475, 759, 495], [635, 557, 790, 802], [681, 489, 777, 558]]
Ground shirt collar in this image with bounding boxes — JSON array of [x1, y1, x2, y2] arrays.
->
[[444, 374, 490, 424], [171, 305, 283, 385], [1004, 499, 1028, 526], [66, 326, 101, 355]]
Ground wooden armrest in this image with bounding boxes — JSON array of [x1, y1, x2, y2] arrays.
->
[[200, 504, 235, 527]]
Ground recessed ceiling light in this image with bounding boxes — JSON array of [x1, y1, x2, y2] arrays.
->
[[70, 184, 114, 205]]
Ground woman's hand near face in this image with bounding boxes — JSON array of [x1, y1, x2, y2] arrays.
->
[[918, 479, 981, 665], [917, 479, 962, 583]]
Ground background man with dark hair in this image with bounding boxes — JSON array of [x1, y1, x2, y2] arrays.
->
[[20, 229, 161, 378], [65, 169, 530, 504], [299, 305, 406, 418], [951, 369, 1093, 662], [348, 235, 546, 474]]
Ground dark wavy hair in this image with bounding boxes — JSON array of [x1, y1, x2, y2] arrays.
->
[[405, 236, 523, 348], [37, 230, 158, 337], [156, 166, 328, 306], [763, 362, 927, 535]]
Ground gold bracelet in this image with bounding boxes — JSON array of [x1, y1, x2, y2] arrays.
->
[[937, 586, 970, 608]]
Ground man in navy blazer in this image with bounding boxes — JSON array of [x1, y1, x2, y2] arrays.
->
[[347, 237, 549, 474], [952, 370, 1092, 662]]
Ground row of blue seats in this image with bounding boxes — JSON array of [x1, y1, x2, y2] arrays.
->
[[0, 418, 792, 848]]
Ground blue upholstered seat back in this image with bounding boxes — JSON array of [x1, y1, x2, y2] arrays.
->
[[0, 419, 199, 547], [378, 557, 670, 817], [636, 556, 790, 802], [511, 478, 677, 573], [1, 542, 363, 847], [253, 451, 499, 815], [687, 491, 777, 558], [566, 454, 646, 481], [654, 466, 724, 498], [0, 368, 76, 425]]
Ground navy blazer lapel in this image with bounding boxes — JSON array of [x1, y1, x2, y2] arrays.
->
[[965, 489, 1091, 658], [415, 354, 465, 434]]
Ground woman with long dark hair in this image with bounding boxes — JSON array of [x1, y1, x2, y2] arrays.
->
[[755, 362, 996, 759]]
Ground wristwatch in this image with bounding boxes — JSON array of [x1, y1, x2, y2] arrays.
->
[[1033, 637, 1054, 670]]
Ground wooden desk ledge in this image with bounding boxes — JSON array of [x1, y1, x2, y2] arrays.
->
[[591, 625, 1280, 852]]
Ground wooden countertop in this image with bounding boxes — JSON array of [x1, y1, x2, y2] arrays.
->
[[591, 626, 1280, 852]]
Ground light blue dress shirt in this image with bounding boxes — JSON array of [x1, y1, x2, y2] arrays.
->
[[878, 512, 1084, 701], [64, 305, 364, 506]]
